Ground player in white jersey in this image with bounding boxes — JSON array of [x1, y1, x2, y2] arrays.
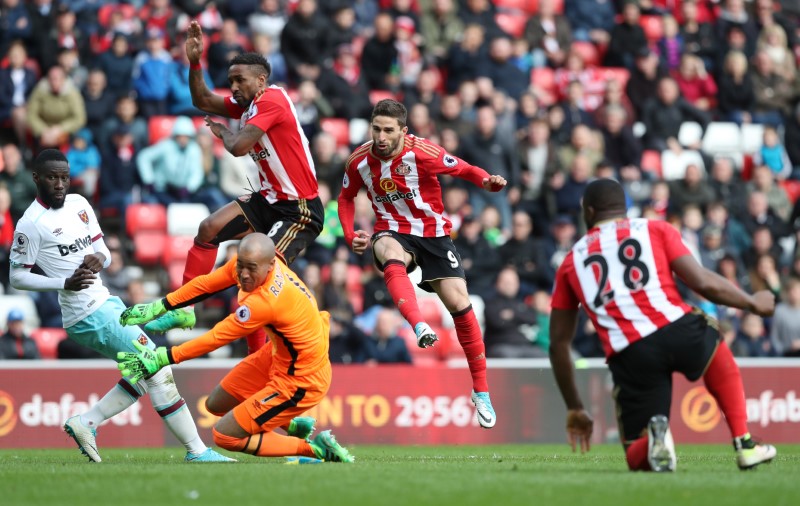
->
[[549, 179, 776, 472], [9, 150, 234, 463]]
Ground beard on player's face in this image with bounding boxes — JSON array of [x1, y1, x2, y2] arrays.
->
[[36, 166, 70, 209]]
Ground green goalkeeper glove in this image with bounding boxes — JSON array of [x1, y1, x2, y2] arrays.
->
[[117, 341, 170, 383], [119, 299, 167, 326]]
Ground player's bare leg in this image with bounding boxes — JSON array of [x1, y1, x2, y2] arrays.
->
[[372, 236, 437, 347], [145, 202, 252, 334], [430, 278, 496, 428], [206, 384, 316, 440], [211, 410, 352, 462]]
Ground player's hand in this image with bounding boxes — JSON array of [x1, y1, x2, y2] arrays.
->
[[80, 253, 106, 274], [566, 409, 593, 454], [185, 20, 204, 64], [64, 267, 96, 291], [204, 116, 226, 139], [120, 299, 167, 326], [351, 230, 370, 255], [750, 290, 776, 317], [117, 341, 170, 383], [482, 175, 507, 192]]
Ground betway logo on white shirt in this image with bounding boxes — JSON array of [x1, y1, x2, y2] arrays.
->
[[10, 194, 110, 327]]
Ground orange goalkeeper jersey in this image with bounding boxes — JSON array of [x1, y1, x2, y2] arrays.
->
[[165, 256, 330, 377]]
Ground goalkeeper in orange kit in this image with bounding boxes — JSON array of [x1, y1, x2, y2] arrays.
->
[[117, 233, 353, 463]]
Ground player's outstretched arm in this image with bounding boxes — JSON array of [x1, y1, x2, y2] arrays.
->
[[671, 255, 776, 316], [186, 21, 230, 117]]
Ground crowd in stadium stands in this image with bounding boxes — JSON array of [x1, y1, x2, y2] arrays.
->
[[1, 0, 800, 361]]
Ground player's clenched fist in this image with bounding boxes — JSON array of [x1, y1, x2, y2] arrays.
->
[[351, 230, 370, 255], [482, 175, 507, 192], [750, 290, 776, 317]]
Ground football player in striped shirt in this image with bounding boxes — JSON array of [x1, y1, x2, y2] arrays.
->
[[338, 99, 508, 429], [146, 22, 323, 358], [550, 178, 777, 471]]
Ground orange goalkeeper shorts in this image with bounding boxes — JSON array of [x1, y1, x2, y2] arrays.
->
[[221, 342, 331, 434]]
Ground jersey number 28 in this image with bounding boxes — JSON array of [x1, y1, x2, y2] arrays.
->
[[583, 238, 650, 308]]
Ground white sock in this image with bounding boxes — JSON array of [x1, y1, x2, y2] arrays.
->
[[80, 380, 142, 428], [161, 405, 207, 455], [146, 367, 207, 455]]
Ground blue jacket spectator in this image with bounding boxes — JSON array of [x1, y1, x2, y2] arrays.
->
[[136, 116, 205, 206], [478, 37, 529, 101], [565, 0, 615, 42], [0, 41, 37, 124], [66, 127, 101, 199], [168, 54, 213, 116], [99, 123, 140, 222], [96, 33, 134, 99], [132, 28, 173, 117], [366, 309, 412, 364], [0, 0, 33, 51]]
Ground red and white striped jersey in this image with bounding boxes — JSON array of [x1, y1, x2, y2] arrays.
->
[[551, 218, 693, 358], [224, 86, 318, 203], [339, 135, 489, 238]]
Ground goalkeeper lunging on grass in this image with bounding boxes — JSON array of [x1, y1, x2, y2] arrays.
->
[[118, 233, 353, 463]]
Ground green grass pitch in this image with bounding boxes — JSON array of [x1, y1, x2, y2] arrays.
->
[[1, 445, 797, 506]]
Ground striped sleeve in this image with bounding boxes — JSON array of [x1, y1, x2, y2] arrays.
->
[[551, 253, 580, 310]]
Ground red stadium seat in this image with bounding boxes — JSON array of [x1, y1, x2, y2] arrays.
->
[[571, 41, 602, 67], [420, 300, 444, 327], [640, 15, 665, 42], [148, 115, 177, 145], [125, 203, 167, 237], [495, 13, 528, 38], [399, 327, 443, 365], [495, 0, 538, 14], [601, 67, 631, 89], [133, 231, 167, 266], [168, 262, 185, 291], [30, 328, 67, 359], [641, 150, 663, 179], [781, 180, 800, 204], [161, 235, 195, 267], [369, 90, 397, 105], [320, 118, 350, 148], [348, 291, 364, 314], [530, 67, 557, 106], [97, 4, 136, 28]]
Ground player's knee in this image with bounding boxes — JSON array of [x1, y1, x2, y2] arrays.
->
[[196, 217, 217, 243], [144, 366, 182, 409], [205, 397, 227, 417], [212, 427, 242, 451]]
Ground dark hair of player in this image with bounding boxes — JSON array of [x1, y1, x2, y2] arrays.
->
[[583, 178, 627, 215], [33, 149, 68, 173], [229, 52, 271, 79], [371, 99, 408, 128]]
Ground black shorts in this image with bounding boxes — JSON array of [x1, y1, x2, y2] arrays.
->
[[235, 193, 324, 264], [607, 309, 720, 444], [371, 230, 465, 293]]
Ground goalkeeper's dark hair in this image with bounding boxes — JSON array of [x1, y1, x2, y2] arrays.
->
[[371, 99, 407, 128], [583, 178, 627, 213], [229, 52, 271, 79], [33, 149, 68, 173]]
